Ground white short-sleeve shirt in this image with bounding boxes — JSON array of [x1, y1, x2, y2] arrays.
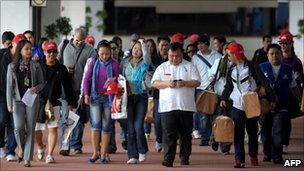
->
[[151, 60, 201, 113]]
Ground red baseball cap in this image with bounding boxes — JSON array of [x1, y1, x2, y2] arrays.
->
[[85, 35, 95, 46], [171, 33, 185, 44], [227, 42, 246, 60], [187, 34, 199, 44], [12, 34, 26, 45], [279, 31, 293, 43], [44, 41, 58, 52]]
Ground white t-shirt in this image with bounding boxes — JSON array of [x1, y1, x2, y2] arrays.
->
[[151, 60, 201, 113], [191, 49, 222, 90], [272, 65, 281, 80]]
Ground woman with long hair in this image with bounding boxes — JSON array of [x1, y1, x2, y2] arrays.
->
[[6, 40, 44, 167], [121, 39, 151, 164]]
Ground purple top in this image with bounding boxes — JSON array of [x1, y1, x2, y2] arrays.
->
[[281, 54, 303, 75], [83, 58, 120, 96]]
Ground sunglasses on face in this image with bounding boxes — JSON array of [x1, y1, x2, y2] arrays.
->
[[47, 50, 58, 54], [279, 42, 292, 45]]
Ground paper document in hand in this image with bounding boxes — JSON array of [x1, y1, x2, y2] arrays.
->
[[61, 110, 80, 150], [21, 89, 37, 107]]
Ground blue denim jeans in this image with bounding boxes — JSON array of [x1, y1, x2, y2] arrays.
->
[[144, 123, 151, 134], [152, 99, 162, 143], [60, 100, 84, 150], [260, 111, 288, 161], [144, 99, 162, 144], [127, 94, 148, 159], [230, 107, 258, 163], [200, 113, 212, 142], [0, 97, 17, 155], [193, 113, 203, 134], [89, 95, 112, 133], [109, 119, 128, 151]]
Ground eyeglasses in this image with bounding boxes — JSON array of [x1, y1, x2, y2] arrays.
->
[[111, 47, 117, 50], [75, 39, 85, 44]]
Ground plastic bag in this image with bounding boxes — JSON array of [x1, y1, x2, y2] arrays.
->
[[111, 75, 128, 119]]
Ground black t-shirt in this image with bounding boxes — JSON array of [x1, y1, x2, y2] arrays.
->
[[252, 48, 268, 65], [16, 66, 32, 98]]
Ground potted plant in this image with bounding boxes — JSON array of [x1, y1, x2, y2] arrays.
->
[[56, 17, 72, 39]]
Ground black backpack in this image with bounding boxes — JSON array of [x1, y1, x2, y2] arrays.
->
[[58, 39, 69, 64]]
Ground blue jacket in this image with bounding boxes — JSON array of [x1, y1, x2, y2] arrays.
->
[[259, 62, 293, 110], [32, 44, 44, 59]]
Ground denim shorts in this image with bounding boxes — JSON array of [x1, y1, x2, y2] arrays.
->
[[89, 95, 112, 133]]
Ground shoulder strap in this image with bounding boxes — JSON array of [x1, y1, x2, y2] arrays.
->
[[196, 54, 212, 68], [59, 39, 69, 64], [75, 44, 85, 66], [214, 58, 222, 82]]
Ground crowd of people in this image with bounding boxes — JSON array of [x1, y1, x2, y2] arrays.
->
[[0, 27, 303, 168]]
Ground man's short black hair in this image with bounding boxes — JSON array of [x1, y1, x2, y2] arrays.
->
[[262, 35, 272, 41], [213, 35, 227, 44], [267, 43, 282, 53], [2, 31, 15, 44], [157, 36, 170, 44], [23, 30, 35, 37], [112, 36, 122, 42], [169, 42, 184, 52]]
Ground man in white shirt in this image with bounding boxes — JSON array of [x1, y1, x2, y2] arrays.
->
[[191, 34, 222, 146], [152, 43, 200, 167]]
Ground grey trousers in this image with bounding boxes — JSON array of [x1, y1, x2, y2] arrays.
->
[[12, 99, 39, 161]]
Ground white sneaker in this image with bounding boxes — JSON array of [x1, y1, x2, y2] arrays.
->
[[127, 158, 138, 164], [0, 147, 6, 158], [138, 153, 146, 163], [6, 154, 17, 162], [145, 133, 150, 140], [37, 146, 45, 160], [192, 130, 201, 139], [258, 134, 262, 144], [45, 155, 55, 163], [154, 142, 162, 152], [283, 145, 288, 154], [244, 131, 249, 144]]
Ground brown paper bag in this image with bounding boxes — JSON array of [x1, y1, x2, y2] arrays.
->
[[257, 86, 272, 115], [242, 91, 261, 118], [196, 90, 218, 115], [145, 97, 154, 123], [213, 115, 234, 143]]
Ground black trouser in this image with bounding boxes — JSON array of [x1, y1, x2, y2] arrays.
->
[[161, 110, 193, 163], [231, 107, 259, 163], [260, 111, 288, 161]]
